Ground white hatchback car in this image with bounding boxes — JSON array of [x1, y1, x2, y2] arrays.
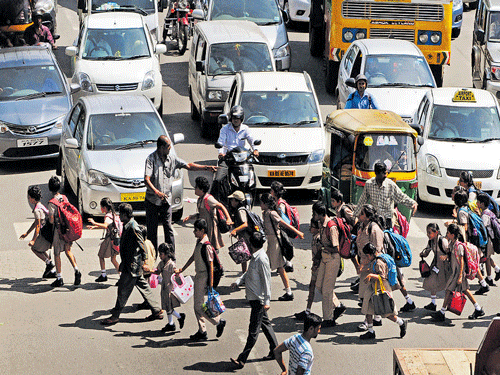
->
[[414, 87, 500, 205], [65, 12, 166, 112]]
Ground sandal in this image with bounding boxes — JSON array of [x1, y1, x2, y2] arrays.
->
[[101, 316, 119, 326]]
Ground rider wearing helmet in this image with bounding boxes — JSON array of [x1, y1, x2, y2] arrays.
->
[[344, 74, 377, 109], [217, 105, 259, 159], [23, 10, 57, 49]]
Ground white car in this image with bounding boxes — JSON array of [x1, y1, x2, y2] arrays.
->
[[278, 0, 310, 26], [221, 71, 325, 190], [65, 12, 166, 112], [336, 39, 436, 123], [414, 87, 500, 205]]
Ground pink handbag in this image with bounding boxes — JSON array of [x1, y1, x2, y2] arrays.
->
[[149, 273, 159, 288], [171, 273, 194, 304]]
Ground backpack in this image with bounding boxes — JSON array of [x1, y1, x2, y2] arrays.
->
[[36, 202, 54, 244], [107, 213, 123, 252], [49, 195, 82, 242], [277, 198, 300, 238], [339, 203, 356, 228], [373, 254, 398, 287], [204, 194, 230, 234], [243, 208, 267, 242], [455, 241, 480, 280], [201, 241, 224, 288], [459, 207, 488, 249], [482, 209, 500, 254], [328, 217, 353, 259], [395, 208, 409, 238], [476, 189, 500, 218], [383, 229, 412, 268]]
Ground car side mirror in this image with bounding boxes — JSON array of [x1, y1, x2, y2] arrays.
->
[[196, 61, 205, 73], [417, 136, 424, 146], [192, 8, 204, 20], [155, 43, 167, 55], [218, 114, 228, 125], [253, 139, 262, 146], [172, 133, 184, 145], [65, 46, 78, 57], [214, 142, 223, 149], [346, 78, 356, 88], [64, 138, 79, 149], [70, 83, 81, 94], [410, 123, 422, 136], [476, 29, 485, 44]]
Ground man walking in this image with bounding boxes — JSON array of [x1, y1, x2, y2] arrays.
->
[[230, 231, 278, 369], [144, 135, 216, 252], [101, 203, 163, 325]]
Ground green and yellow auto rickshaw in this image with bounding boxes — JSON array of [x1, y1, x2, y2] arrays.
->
[[0, 0, 33, 35], [322, 109, 419, 221]]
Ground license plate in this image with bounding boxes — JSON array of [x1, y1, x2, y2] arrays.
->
[[268, 170, 296, 178], [121, 192, 145, 202], [17, 138, 48, 148]]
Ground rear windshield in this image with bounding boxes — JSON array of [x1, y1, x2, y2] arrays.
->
[[210, 0, 281, 25], [208, 43, 273, 75]]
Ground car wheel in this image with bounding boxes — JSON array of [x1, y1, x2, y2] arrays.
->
[[325, 60, 340, 94], [177, 23, 188, 55], [77, 182, 89, 221], [61, 160, 72, 194], [309, 22, 324, 58], [172, 207, 183, 222], [452, 28, 461, 39]]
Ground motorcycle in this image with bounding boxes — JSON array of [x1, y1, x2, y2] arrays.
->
[[162, 0, 192, 55], [212, 140, 261, 208], [34, 0, 59, 40]]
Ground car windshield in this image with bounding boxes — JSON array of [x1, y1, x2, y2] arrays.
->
[[91, 0, 154, 12], [87, 112, 165, 150], [355, 134, 416, 172], [83, 28, 150, 60], [208, 43, 273, 75], [489, 12, 500, 41], [428, 105, 500, 142], [0, 65, 65, 101], [210, 0, 281, 25], [241, 91, 320, 127], [364, 55, 435, 88]]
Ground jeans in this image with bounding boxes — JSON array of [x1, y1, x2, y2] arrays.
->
[[145, 198, 175, 254]]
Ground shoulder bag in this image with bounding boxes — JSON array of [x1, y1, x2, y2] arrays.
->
[[270, 212, 294, 261]]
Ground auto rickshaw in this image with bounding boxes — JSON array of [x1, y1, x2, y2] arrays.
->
[[0, 0, 33, 35], [322, 109, 419, 221]]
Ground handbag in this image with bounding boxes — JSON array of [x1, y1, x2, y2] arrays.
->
[[447, 287, 467, 316], [228, 237, 251, 264], [171, 273, 194, 304], [149, 273, 159, 288], [419, 257, 431, 278], [202, 287, 226, 318], [271, 215, 294, 261], [371, 275, 395, 315]]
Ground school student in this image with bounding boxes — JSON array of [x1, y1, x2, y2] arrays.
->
[[270, 181, 295, 273], [228, 190, 251, 273], [477, 193, 500, 285]]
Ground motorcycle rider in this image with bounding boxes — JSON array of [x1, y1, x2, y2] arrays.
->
[[23, 10, 57, 49]]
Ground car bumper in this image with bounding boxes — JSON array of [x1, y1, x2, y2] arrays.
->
[[274, 52, 291, 71], [0, 127, 61, 160], [289, 0, 310, 22], [202, 105, 224, 124], [254, 162, 322, 190]]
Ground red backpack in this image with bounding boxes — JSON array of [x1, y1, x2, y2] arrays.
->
[[49, 195, 82, 242], [328, 217, 353, 259], [278, 198, 300, 238], [454, 241, 479, 280]]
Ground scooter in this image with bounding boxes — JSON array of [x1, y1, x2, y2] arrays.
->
[[162, 1, 192, 55], [34, 0, 59, 40]]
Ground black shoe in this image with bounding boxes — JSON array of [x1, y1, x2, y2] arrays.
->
[[146, 311, 164, 321], [333, 303, 346, 321], [373, 319, 382, 326], [357, 323, 368, 332], [400, 301, 416, 312], [95, 275, 108, 282], [431, 311, 446, 322], [399, 319, 408, 338], [424, 302, 437, 311], [294, 310, 308, 320], [358, 301, 363, 307], [284, 264, 294, 273], [262, 352, 275, 361], [278, 293, 294, 301], [350, 277, 360, 286], [74, 270, 82, 286], [230, 357, 244, 369], [178, 313, 186, 329], [322, 319, 336, 328], [351, 283, 359, 293], [45, 271, 57, 279], [161, 323, 176, 332], [486, 278, 496, 287], [360, 331, 376, 340], [189, 331, 208, 341], [42, 263, 55, 278], [468, 308, 485, 320], [216, 319, 226, 338], [495, 271, 500, 282], [474, 285, 490, 295], [137, 301, 150, 310], [51, 278, 64, 287]]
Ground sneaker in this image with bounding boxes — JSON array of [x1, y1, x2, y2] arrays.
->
[[468, 308, 485, 320], [294, 310, 308, 320], [399, 319, 408, 338], [161, 323, 176, 332], [485, 278, 496, 287], [42, 263, 55, 278], [400, 301, 416, 313], [278, 293, 294, 301], [360, 331, 376, 340], [350, 277, 360, 286], [431, 311, 446, 322], [101, 316, 119, 326], [424, 302, 437, 311], [216, 318, 226, 338], [495, 270, 500, 282], [474, 285, 490, 295], [95, 275, 108, 282], [178, 313, 186, 329], [51, 278, 64, 287], [189, 331, 208, 341], [333, 303, 346, 321], [45, 271, 57, 279], [322, 319, 336, 328], [284, 263, 294, 273], [146, 310, 164, 321], [262, 352, 275, 361], [357, 323, 368, 332], [74, 270, 82, 286], [373, 319, 382, 326]]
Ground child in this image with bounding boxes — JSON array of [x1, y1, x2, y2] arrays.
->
[[477, 193, 500, 285], [20, 185, 56, 279], [88, 197, 121, 282], [155, 243, 185, 332]]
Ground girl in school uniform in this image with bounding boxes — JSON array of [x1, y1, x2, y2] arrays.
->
[[228, 190, 251, 273], [270, 181, 294, 272]]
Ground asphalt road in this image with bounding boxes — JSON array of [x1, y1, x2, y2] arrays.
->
[[0, 5, 497, 375]]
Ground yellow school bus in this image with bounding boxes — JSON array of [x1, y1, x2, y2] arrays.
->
[[309, 0, 453, 92]]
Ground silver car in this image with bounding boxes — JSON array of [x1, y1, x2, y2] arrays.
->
[[57, 94, 185, 218]]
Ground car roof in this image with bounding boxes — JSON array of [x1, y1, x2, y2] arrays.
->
[[429, 88, 498, 107], [355, 39, 422, 57], [239, 72, 310, 92], [0, 46, 56, 68], [81, 94, 155, 114], [196, 20, 269, 44], [86, 12, 144, 29]]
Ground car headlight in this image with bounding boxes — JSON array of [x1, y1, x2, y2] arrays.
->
[[419, 33, 429, 44], [275, 43, 290, 59], [54, 115, 65, 129], [78, 72, 93, 92], [35, 0, 55, 13], [87, 169, 110, 186], [307, 149, 325, 164], [207, 90, 223, 101], [430, 32, 441, 44], [453, 0, 461, 7], [141, 70, 155, 91], [0, 121, 9, 134], [343, 30, 354, 42], [492, 66, 500, 80], [425, 154, 441, 177]]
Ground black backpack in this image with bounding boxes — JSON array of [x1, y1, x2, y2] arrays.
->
[[201, 241, 224, 288], [243, 208, 267, 242]]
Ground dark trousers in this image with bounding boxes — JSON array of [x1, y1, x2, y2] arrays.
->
[[385, 218, 393, 230], [145, 199, 175, 254], [237, 300, 278, 364], [111, 271, 161, 318]]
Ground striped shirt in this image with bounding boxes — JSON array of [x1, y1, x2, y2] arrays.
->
[[284, 334, 314, 375]]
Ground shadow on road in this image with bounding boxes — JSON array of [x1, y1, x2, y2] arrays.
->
[[184, 360, 236, 373], [0, 158, 57, 176]]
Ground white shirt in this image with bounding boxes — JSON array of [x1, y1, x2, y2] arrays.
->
[[217, 123, 256, 155]]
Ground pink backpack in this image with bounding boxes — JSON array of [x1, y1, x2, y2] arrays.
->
[[454, 241, 480, 280], [395, 208, 409, 238]]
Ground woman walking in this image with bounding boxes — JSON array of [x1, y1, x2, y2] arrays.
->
[[228, 190, 251, 273]]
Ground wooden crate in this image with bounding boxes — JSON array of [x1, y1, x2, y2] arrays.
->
[[393, 348, 476, 375]]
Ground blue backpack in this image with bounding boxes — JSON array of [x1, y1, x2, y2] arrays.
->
[[372, 253, 398, 287], [477, 188, 500, 218], [383, 229, 412, 268], [459, 207, 488, 249]]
